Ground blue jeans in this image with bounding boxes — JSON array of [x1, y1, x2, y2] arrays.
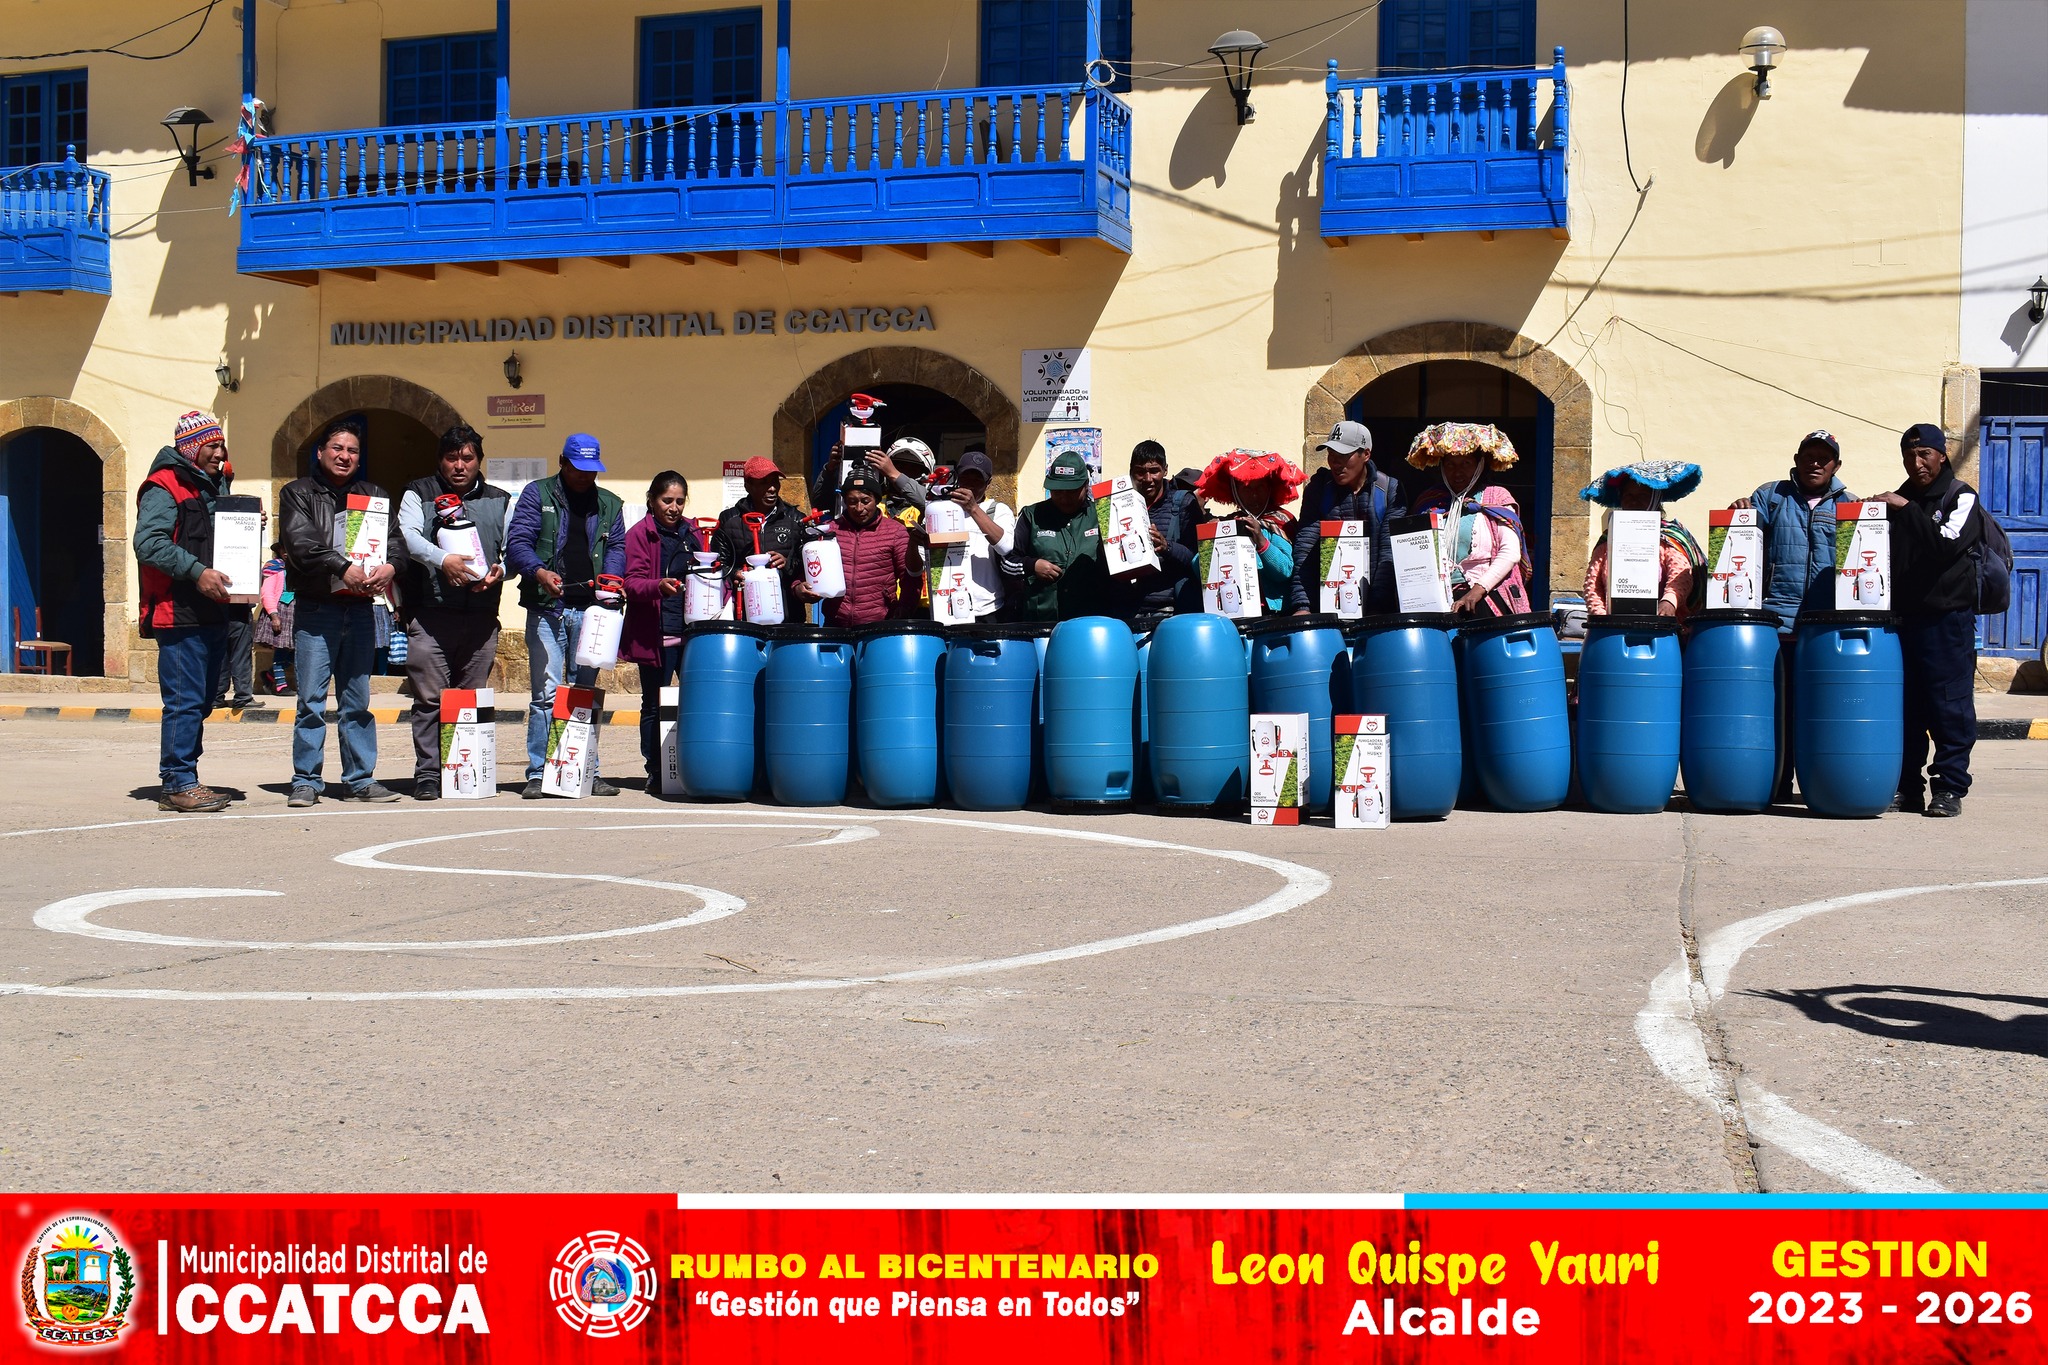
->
[[292, 599, 378, 791], [525, 607, 603, 780], [155, 624, 229, 793]]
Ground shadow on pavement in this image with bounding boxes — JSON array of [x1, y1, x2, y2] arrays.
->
[[1744, 983, 2048, 1058]]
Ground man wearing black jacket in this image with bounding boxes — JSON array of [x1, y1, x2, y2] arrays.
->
[[712, 456, 806, 621], [279, 415, 399, 807], [1880, 423, 1983, 818], [1112, 440, 1206, 619]]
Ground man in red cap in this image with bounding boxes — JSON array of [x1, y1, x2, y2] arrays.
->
[[712, 456, 807, 621]]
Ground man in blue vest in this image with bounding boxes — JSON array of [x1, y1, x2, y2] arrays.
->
[[1730, 429, 1857, 629], [506, 433, 626, 799]]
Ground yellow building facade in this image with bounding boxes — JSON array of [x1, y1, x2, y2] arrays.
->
[[0, 0, 2001, 681]]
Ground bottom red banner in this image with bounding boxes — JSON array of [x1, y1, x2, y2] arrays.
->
[[6, 1197, 2041, 1362]]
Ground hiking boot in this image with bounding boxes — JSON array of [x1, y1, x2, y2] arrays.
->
[[1925, 789, 1963, 818], [413, 778, 441, 801], [590, 777, 621, 797], [1887, 790, 1925, 814], [521, 778, 545, 800], [158, 786, 230, 814], [346, 781, 402, 803], [287, 785, 320, 808]]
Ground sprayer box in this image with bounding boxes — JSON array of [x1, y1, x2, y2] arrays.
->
[[1249, 712, 1308, 826], [541, 686, 603, 799]]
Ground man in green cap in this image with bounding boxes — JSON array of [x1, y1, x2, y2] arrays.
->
[[1010, 450, 1108, 620]]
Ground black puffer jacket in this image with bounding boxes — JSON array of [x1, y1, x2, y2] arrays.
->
[[1887, 464, 1983, 616]]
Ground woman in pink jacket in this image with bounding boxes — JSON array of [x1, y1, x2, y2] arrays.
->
[[621, 471, 703, 786], [820, 468, 923, 628]]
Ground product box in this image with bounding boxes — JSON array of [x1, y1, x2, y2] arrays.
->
[[1317, 519, 1369, 618], [1605, 509, 1664, 607], [1249, 712, 1308, 825], [929, 547, 978, 627], [438, 688, 497, 799], [1834, 501, 1891, 610], [1388, 512, 1453, 613], [212, 494, 265, 603], [840, 422, 883, 449], [1092, 476, 1160, 577], [1198, 519, 1264, 619], [541, 685, 603, 799], [1704, 508, 1763, 611], [1333, 714, 1391, 829], [657, 685, 685, 797], [333, 493, 390, 597]]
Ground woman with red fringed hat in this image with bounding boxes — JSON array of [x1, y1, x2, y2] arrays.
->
[[1194, 449, 1308, 614]]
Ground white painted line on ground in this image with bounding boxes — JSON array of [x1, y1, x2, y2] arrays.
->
[[1637, 875, 2048, 1194], [0, 809, 1332, 1003]]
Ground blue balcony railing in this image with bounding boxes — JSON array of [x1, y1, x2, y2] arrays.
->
[[0, 147, 111, 294], [237, 84, 1132, 276], [1321, 48, 1568, 240]]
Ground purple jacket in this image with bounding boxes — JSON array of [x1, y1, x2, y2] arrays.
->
[[620, 515, 703, 665]]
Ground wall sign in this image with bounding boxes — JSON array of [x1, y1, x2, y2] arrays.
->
[[1023, 348, 1091, 423], [485, 395, 545, 429], [328, 306, 935, 348]]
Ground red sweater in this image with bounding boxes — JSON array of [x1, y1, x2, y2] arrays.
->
[[820, 514, 921, 627]]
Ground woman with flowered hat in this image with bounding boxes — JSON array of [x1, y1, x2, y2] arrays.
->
[[1579, 460, 1708, 618], [1194, 449, 1306, 613], [1406, 421, 1533, 616]]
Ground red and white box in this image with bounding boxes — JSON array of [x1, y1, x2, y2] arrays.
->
[[1834, 500, 1891, 610], [1334, 714, 1391, 829], [1249, 711, 1308, 826], [541, 686, 602, 799], [1092, 475, 1160, 576], [1318, 518, 1369, 617], [438, 687, 496, 799], [1199, 519, 1264, 620]]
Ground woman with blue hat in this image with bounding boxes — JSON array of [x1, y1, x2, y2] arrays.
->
[[1579, 460, 1707, 619]]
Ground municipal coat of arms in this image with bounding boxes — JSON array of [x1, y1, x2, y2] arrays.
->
[[20, 1216, 136, 1347]]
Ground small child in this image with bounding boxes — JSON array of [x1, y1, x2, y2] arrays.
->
[[252, 542, 294, 693]]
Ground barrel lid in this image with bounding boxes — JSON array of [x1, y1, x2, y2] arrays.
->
[[1349, 611, 1458, 633], [1455, 610, 1555, 638], [762, 624, 857, 643], [1683, 608, 1783, 633], [1585, 613, 1682, 636], [682, 620, 772, 639], [853, 619, 948, 638], [954, 622, 1053, 641], [1240, 613, 1343, 638], [1795, 610, 1896, 628]]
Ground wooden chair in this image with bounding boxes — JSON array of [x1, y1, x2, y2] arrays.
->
[[12, 607, 71, 676]]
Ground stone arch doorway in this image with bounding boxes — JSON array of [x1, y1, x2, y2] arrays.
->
[[1306, 323, 1594, 599], [772, 347, 1022, 509], [0, 397, 127, 678], [271, 375, 465, 489]]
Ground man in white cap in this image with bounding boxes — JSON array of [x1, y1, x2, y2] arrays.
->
[[1289, 420, 1405, 615]]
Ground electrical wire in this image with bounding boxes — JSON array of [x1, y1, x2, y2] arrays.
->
[[1616, 319, 1899, 432], [0, 0, 221, 62], [1113, 0, 1392, 82], [1619, 0, 1645, 194]]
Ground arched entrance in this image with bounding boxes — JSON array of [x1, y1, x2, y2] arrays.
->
[[1306, 323, 1594, 601], [271, 375, 465, 491], [772, 347, 1022, 509], [0, 397, 126, 678]]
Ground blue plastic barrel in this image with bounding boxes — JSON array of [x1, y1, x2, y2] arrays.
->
[[763, 626, 856, 806], [1459, 611, 1572, 811], [1245, 615, 1349, 814], [1131, 615, 1164, 801], [944, 625, 1041, 810], [1148, 613, 1250, 809], [1576, 615, 1683, 814], [1044, 616, 1139, 804], [1681, 610, 1781, 813], [1027, 624, 1054, 801], [1349, 612, 1461, 820], [855, 621, 947, 807], [677, 622, 772, 800], [1794, 611, 1903, 818]]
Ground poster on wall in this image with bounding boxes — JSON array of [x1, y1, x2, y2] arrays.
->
[[723, 460, 749, 510], [1023, 348, 1092, 423], [1045, 428, 1103, 493]]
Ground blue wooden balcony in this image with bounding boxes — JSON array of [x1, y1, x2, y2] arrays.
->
[[236, 86, 1132, 279], [0, 148, 111, 295], [1321, 48, 1569, 242]]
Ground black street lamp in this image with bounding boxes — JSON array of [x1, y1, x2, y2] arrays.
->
[[503, 352, 523, 390], [1209, 30, 1268, 126], [161, 107, 215, 186]]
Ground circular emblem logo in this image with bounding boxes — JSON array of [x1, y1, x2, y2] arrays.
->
[[549, 1231, 657, 1338], [20, 1216, 137, 1348]]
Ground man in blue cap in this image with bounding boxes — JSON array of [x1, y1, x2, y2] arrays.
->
[[1879, 422, 1985, 818], [506, 433, 627, 798]]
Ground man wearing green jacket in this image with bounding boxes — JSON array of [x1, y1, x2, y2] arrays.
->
[[1010, 450, 1108, 621], [134, 411, 236, 812]]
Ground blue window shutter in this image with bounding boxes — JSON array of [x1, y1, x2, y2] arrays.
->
[[640, 9, 762, 108], [1, 69, 87, 167], [1381, 0, 1534, 73], [385, 34, 495, 126], [979, 0, 1132, 91]]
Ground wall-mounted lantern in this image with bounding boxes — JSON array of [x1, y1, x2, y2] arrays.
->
[[1739, 27, 1787, 100], [1209, 30, 1268, 126], [214, 361, 238, 393], [161, 107, 215, 185], [503, 352, 524, 390], [2029, 276, 2047, 326]]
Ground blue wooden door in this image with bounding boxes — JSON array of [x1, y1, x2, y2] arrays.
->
[[0, 433, 44, 669], [1978, 416, 2046, 659], [1380, 0, 1536, 72]]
